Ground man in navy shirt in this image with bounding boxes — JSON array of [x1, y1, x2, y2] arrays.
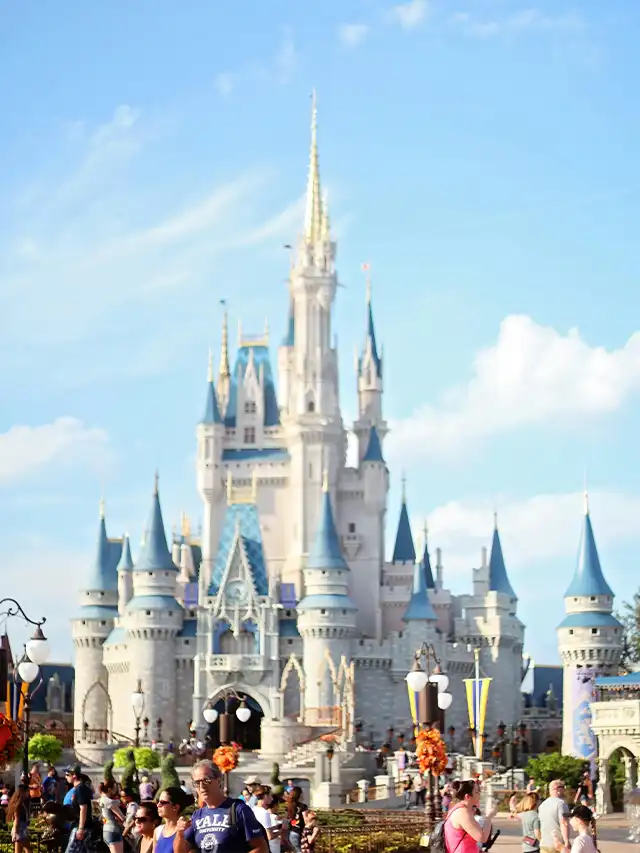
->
[[175, 760, 267, 853]]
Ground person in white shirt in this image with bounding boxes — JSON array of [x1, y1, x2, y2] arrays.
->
[[267, 798, 283, 853], [553, 804, 597, 853], [252, 788, 278, 852]]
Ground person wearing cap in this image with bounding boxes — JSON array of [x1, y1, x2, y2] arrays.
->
[[243, 778, 260, 808]]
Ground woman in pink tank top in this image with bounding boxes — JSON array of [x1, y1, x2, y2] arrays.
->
[[444, 780, 497, 853]]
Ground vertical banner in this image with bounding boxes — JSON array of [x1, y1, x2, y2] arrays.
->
[[407, 683, 421, 735], [572, 669, 597, 772], [463, 677, 492, 758]]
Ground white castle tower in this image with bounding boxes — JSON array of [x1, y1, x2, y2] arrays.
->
[[72, 501, 119, 734], [558, 493, 622, 758], [297, 473, 357, 718]]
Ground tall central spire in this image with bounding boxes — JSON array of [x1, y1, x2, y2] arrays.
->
[[217, 300, 230, 413], [304, 90, 323, 245]]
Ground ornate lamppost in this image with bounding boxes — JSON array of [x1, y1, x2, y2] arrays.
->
[[203, 691, 252, 746], [406, 643, 453, 829], [0, 600, 50, 778], [131, 680, 145, 747], [326, 744, 335, 783]]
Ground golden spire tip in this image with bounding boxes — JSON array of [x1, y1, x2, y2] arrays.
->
[[207, 348, 214, 382], [153, 470, 159, 495], [401, 472, 407, 502], [99, 496, 105, 519]]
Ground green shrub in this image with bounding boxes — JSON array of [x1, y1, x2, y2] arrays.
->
[[114, 747, 160, 771], [27, 733, 63, 765], [525, 753, 588, 792], [156, 754, 181, 797]]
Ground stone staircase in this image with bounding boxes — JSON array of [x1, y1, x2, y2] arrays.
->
[[284, 729, 344, 768]]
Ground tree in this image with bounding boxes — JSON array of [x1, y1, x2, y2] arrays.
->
[[270, 762, 284, 798], [525, 753, 588, 792], [114, 748, 138, 798], [156, 754, 181, 797], [104, 760, 116, 787], [114, 747, 160, 772], [28, 733, 63, 766], [617, 591, 640, 672]]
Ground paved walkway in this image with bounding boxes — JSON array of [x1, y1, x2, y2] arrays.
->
[[492, 814, 634, 851]]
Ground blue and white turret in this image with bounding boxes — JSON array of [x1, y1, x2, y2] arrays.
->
[[297, 473, 357, 719], [117, 532, 134, 615], [123, 475, 183, 743], [354, 276, 386, 462], [392, 480, 416, 565], [197, 350, 225, 599], [559, 492, 622, 757], [72, 500, 121, 735]]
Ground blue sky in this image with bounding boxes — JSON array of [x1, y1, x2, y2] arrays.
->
[[1, 0, 640, 666]]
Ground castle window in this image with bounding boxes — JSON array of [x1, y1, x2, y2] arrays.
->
[[245, 400, 257, 414], [591, 628, 598, 635], [590, 596, 596, 601], [148, 572, 153, 577], [244, 427, 256, 444], [287, 639, 293, 645], [100, 621, 106, 626], [348, 522, 356, 534], [185, 640, 190, 645], [146, 611, 151, 616], [569, 629, 574, 635], [321, 610, 326, 615], [286, 610, 292, 617], [307, 400, 315, 413]]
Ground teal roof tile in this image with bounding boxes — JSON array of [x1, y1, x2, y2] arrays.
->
[[177, 619, 197, 638], [392, 498, 415, 563], [297, 593, 357, 611], [134, 479, 179, 573], [488, 525, 517, 599], [363, 426, 385, 463], [558, 611, 621, 629], [209, 503, 269, 596], [125, 595, 183, 613], [222, 448, 289, 462], [279, 619, 301, 638], [307, 487, 349, 571], [403, 558, 437, 622], [565, 509, 614, 598], [104, 626, 127, 645], [421, 540, 435, 590], [84, 510, 120, 592], [224, 345, 280, 428], [76, 605, 119, 621]]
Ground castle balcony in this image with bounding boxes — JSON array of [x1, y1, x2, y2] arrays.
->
[[591, 700, 640, 737], [206, 653, 266, 686]]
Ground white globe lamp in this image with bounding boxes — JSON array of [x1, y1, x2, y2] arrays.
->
[[26, 627, 50, 666], [203, 705, 218, 724]]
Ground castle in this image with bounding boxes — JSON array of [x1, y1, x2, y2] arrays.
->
[[72, 97, 531, 757]]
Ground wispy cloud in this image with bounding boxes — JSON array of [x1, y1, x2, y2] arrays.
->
[[274, 26, 297, 83], [0, 418, 110, 486], [389, 0, 430, 30], [214, 72, 234, 97], [452, 7, 585, 39], [338, 23, 370, 47]]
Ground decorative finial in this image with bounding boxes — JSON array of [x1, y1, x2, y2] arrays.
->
[[304, 89, 323, 245], [493, 510, 498, 530], [401, 472, 407, 502], [181, 511, 191, 539], [423, 518, 428, 541], [154, 470, 159, 495], [207, 348, 214, 383], [99, 496, 106, 519], [226, 473, 233, 504], [362, 262, 372, 303], [322, 468, 329, 493], [251, 468, 258, 501], [584, 469, 589, 515]]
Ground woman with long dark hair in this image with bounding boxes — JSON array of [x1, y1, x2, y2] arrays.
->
[[553, 804, 598, 853], [443, 780, 496, 853], [6, 784, 31, 853], [155, 787, 193, 853], [284, 787, 306, 853]]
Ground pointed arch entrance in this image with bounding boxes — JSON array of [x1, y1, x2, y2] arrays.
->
[[205, 693, 264, 751]]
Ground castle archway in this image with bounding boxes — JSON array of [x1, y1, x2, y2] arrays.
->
[[205, 692, 264, 751]]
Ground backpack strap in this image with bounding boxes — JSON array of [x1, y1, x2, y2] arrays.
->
[[229, 800, 239, 828]]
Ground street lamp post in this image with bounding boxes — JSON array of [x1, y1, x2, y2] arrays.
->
[[405, 643, 453, 830], [0, 600, 50, 779], [131, 680, 145, 747], [326, 744, 335, 783], [203, 691, 252, 747]]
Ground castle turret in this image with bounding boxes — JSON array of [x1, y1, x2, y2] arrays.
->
[[403, 554, 437, 623], [392, 480, 416, 565], [297, 474, 357, 720], [124, 475, 183, 742], [117, 532, 134, 614], [217, 304, 231, 416], [559, 493, 622, 757], [285, 93, 345, 577], [354, 274, 386, 461], [197, 350, 225, 598], [72, 499, 119, 735]]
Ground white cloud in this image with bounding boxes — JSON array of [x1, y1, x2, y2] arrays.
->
[[453, 8, 584, 39], [275, 26, 297, 83], [338, 23, 370, 47], [0, 418, 109, 485], [214, 73, 234, 97], [390, 0, 430, 29], [387, 315, 640, 461], [417, 489, 640, 586]]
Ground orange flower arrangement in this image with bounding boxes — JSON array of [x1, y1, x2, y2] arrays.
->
[[213, 743, 239, 775], [0, 713, 22, 769], [415, 727, 448, 777]]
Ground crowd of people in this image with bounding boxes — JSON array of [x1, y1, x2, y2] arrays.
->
[[437, 775, 598, 853], [1, 761, 320, 853]]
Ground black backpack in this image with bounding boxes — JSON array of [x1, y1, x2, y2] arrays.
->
[[423, 818, 447, 853], [229, 800, 269, 849]]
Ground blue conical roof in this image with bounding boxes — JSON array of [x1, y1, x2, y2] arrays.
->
[[201, 381, 222, 424], [117, 533, 134, 571], [365, 298, 382, 378], [307, 483, 349, 571], [565, 508, 614, 598], [363, 426, 385, 463], [282, 298, 295, 346], [134, 477, 178, 573], [403, 557, 437, 622], [85, 505, 118, 591], [421, 539, 435, 590], [488, 522, 517, 599], [392, 495, 416, 563]]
